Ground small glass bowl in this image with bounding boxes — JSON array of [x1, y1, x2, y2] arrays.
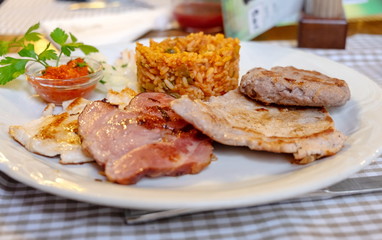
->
[[26, 57, 103, 105]]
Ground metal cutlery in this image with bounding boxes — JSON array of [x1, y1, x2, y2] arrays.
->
[[124, 175, 382, 224]]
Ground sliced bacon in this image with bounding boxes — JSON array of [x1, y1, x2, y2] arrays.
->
[[106, 131, 212, 184], [78, 92, 213, 184], [79, 101, 161, 167]]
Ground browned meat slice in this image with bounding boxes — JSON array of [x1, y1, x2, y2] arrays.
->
[[9, 97, 93, 164], [106, 130, 213, 185], [171, 89, 347, 164], [78, 101, 153, 167], [239, 66, 351, 107], [78, 92, 213, 184]]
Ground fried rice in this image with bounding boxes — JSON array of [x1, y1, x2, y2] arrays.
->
[[136, 32, 240, 100]]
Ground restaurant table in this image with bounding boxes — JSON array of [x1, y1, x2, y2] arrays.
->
[[3, 1, 382, 239], [1, 32, 382, 240]]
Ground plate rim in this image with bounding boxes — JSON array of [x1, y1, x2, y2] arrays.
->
[[1, 40, 382, 210]]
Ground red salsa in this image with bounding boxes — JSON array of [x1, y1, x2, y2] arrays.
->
[[41, 58, 90, 80], [27, 58, 98, 104]]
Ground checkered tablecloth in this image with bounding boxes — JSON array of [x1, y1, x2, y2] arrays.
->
[[274, 34, 382, 86], [1, 33, 382, 240], [1, 0, 382, 234]]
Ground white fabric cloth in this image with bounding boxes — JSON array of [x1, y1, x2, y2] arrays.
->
[[40, 8, 170, 45], [0, 0, 171, 44]]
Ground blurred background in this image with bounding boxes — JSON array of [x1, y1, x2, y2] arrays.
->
[[2, 1, 382, 239], [0, 0, 381, 48]]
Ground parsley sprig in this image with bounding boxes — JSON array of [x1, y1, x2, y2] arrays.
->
[[0, 23, 99, 85]]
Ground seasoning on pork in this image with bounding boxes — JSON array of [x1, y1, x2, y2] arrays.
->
[[171, 89, 347, 164], [78, 92, 213, 184]]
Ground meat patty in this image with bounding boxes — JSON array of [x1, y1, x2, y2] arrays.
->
[[78, 92, 214, 184], [239, 66, 351, 107], [171, 89, 347, 164]]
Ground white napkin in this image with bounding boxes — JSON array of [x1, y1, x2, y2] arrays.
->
[[40, 8, 170, 46]]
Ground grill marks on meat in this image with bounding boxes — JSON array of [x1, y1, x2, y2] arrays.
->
[[78, 92, 213, 184], [9, 97, 93, 164], [171, 89, 347, 164], [240, 66, 351, 107]]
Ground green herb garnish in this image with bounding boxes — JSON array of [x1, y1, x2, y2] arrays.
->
[[165, 48, 176, 54], [76, 62, 88, 68], [0, 22, 99, 85]]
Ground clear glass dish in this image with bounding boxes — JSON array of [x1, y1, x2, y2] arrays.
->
[[26, 57, 103, 104]]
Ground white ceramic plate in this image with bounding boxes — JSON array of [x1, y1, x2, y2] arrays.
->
[[1, 41, 382, 211]]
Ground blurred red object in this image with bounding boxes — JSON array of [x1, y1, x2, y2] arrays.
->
[[173, 0, 223, 33]]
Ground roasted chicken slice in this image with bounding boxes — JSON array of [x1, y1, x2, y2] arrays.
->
[[9, 97, 93, 164]]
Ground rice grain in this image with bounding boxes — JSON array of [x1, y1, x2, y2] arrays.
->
[[136, 32, 240, 100]]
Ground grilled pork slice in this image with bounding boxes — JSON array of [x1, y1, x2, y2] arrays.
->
[[9, 97, 93, 164], [240, 66, 351, 107], [8, 88, 138, 165], [78, 92, 213, 184], [171, 89, 347, 164]]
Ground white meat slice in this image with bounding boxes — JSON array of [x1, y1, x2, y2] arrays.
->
[[9, 98, 93, 164], [62, 97, 91, 114], [171, 89, 347, 164], [106, 87, 137, 109], [9, 88, 138, 165]]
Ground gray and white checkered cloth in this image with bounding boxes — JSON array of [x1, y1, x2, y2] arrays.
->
[[1, 0, 382, 235], [2, 33, 382, 240]]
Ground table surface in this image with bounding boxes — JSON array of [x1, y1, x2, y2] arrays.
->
[[2, 0, 382, 239]]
